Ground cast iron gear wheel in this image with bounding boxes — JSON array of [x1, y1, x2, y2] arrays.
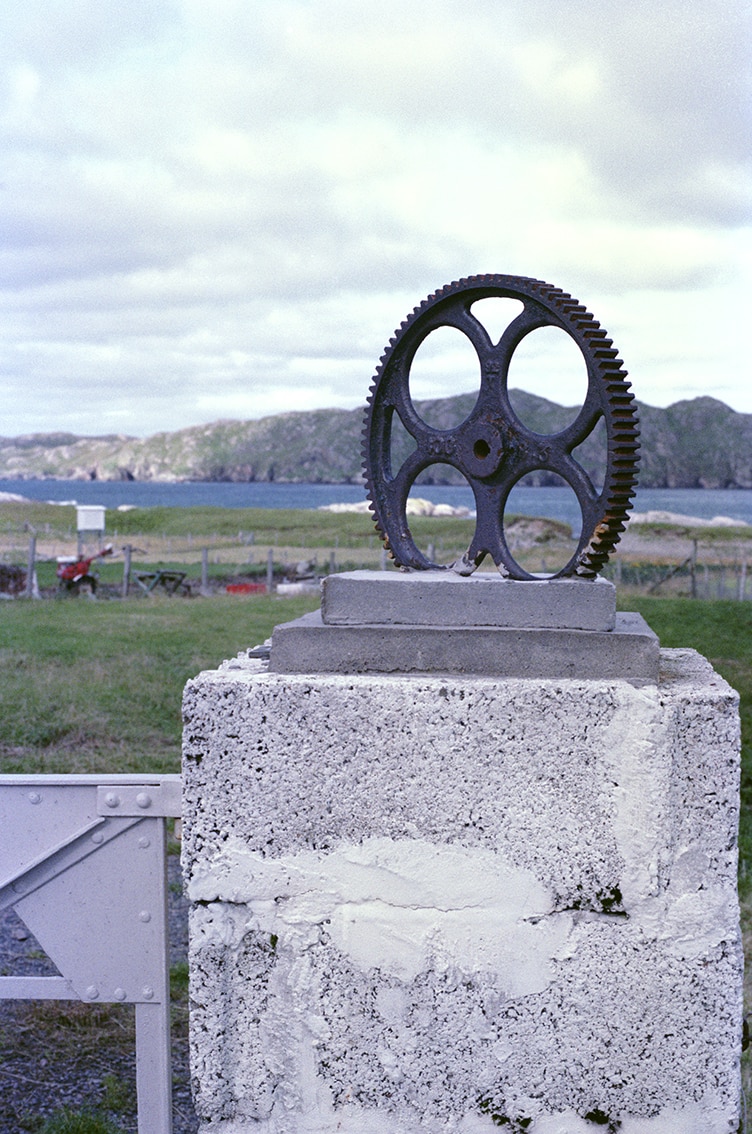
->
[[362, 274, 640, 580]]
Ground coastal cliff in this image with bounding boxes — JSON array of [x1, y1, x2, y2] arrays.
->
[[2, 393, 750, 489]]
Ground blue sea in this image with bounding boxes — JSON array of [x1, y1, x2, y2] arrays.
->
[[3, 478, 752, 530]]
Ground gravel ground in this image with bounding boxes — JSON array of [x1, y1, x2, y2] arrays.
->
[[0, 855, 198, 1133]]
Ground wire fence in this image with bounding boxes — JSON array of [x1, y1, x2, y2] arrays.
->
[[4, 531, 752, 601], [602, 540, 752, 600]]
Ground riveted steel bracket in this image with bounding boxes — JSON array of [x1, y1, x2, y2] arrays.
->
[[0, 774, 183, 1134]]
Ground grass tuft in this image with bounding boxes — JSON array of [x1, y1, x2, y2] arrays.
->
[[37, 1110, 121, 1134]]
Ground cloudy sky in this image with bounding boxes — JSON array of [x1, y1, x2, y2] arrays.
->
[[1, 0, 750, 439]]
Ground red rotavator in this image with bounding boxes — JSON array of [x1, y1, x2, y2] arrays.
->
[[56, 545, 114, 595]]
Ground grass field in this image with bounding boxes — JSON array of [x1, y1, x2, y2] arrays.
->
[[0, 499, 475, 552], [0, 594, 319, 775], [3, 500, 586, 584]]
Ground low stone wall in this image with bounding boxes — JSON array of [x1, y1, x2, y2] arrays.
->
[[182, 648, 742, 1133]]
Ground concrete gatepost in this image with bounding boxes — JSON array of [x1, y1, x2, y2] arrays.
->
[[182, 573, 743, 1134]]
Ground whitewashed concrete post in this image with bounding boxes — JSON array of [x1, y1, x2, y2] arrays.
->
[[182, 573, 742, 1134]]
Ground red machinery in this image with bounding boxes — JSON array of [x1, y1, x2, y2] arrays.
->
[[56, 545, 114, 595]]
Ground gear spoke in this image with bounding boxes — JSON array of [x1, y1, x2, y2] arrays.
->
[[494, 303, 551, 369], [471, 304, 550, 419], [441, 303, 494, 360], [381, 368, 424, 438], [452, 484, 507, 575], [363, 275, 640, 579], [388, 445, 431, 501]]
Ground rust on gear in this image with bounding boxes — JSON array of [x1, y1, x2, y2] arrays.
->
[[362, 274, 640, 580]]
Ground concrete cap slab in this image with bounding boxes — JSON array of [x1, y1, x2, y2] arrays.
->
[[269, 610, 659, 685], [321, 571, 616, 631]]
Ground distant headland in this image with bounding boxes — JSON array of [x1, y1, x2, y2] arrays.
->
[[2, 392, 751, 490]]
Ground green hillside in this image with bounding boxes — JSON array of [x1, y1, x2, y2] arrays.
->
[[2, 393, 750, 489]]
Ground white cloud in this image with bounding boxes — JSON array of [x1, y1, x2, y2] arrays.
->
[[0, 0, 750, 438]]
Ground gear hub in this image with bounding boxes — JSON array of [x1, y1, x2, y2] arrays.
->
[[362, 274, 640, 579]]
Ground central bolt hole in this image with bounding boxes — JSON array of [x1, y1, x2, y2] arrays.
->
[[473, 438, 491, 460]]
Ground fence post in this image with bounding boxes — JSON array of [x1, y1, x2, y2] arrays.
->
[[201, 549, 210, 596], [690, 539, 697, 599], [25, 534, 37, 599], [266, 548, 274, 593], [739, 559, 748, 602], [122, 545, 132, 599], [134, 813, 172, 1134]]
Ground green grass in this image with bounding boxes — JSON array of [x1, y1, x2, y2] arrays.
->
[[36, 1111, 121, 1134], [630, 519, 752, 543], [0, 594, 319, 774], [1, 500, 475, 548]]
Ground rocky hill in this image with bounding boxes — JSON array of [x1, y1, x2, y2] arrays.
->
[[1, 393, 750, 489]]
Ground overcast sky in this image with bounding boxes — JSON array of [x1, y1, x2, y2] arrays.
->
[[1, 0, 750, 439]]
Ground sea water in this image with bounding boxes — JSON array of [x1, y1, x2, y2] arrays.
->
[[3, 479, 752, 530]]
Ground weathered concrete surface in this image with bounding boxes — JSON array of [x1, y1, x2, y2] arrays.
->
[[269, 609, 659, 685], [321, 572, 617, 631], [182, 650, 742, 1133]]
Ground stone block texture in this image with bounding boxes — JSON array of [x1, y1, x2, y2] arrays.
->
[[182, 649, 742, 1134]]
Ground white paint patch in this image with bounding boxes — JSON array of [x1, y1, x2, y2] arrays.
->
[[532, 1113, 598, 1134], [190, 837, 573, 991], [194, 1108, 507, 1133], [637, 886, 740, 960], [618, 1098, 737, 1134], [502, 1100, 737, 1134], [601, 677, 740, 960], [190, 1102, 737, 1134], [602, 682, 665, 910], [194, 1112, 408, 1133]]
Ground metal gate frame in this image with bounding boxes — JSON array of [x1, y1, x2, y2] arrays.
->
[[0, 773, 182, 1133]]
